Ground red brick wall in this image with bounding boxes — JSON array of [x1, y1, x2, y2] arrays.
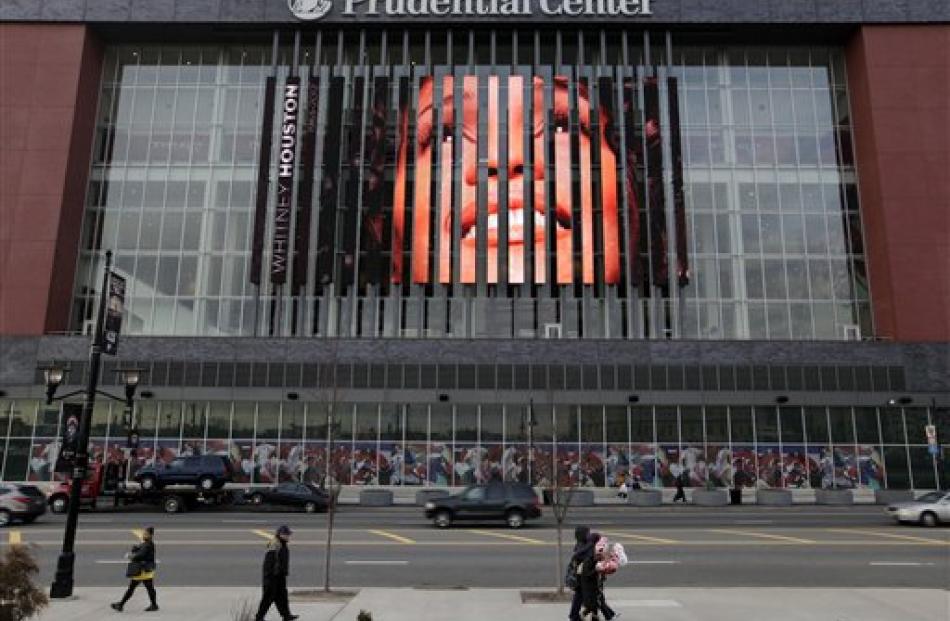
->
[[0, 24, 103, 335], [846, 25, 950, 342]]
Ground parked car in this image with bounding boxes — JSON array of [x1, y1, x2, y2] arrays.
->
[[424, 482, 541, 528], [245, 482, 329, 513], [0, 484, 47, 527], [134, 455, 233, 491], [886, 490, 950, 527]]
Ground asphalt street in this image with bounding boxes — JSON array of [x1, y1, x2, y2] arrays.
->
[[4, 506, 948, 590]]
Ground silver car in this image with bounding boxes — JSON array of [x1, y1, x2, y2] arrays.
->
[[0, 484, 48, 527], [886, 491, 950, 527]]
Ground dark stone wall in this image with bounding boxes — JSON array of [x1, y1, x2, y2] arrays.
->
[[2, 335, 948, 392], [2, 0, 948, 24]]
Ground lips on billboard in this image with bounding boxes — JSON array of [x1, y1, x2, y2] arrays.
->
[[380, 70, 687, 290]]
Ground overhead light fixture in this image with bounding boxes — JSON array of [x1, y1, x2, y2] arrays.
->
[[287, 392, 300, 401], [628, 395, 640, 404], [887, 396, 913, 406], [38, 364, 69, 405], [438, 393, 450, 402], [775, 395, 790, 405]]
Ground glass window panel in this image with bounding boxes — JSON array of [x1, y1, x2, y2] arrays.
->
[[804, 407, 829, 445], [883, 447, 910, 489], [828, 407, 854, 446], [779, 407, 804, 443], [755, 407, 779, 443], [704, 406, 728, 443], [903, 408, 930, 444], [680, 407, 703, 443], [355, 404, 379, 441], [631, 406, 653, 443], [909, 447, 936, 489], [854, 407, 880, 445], [655, 407, 678, 444], [605, 407, 627, 444]]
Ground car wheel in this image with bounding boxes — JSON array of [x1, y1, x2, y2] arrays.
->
[[0, 510, 11, 527], [163, 496, 183, 513], [51, 496, 68, 514], [434, 510, 452, 528], [506, 510, 525, 529], [304, 501, 318, 514], [198, 476, 215, 491], [919, 512, 939, 527], [140, 476, 157, 491]]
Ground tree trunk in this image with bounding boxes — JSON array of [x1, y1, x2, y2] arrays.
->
[[323, 487, 336, 592], [555, 517, 564, 595]]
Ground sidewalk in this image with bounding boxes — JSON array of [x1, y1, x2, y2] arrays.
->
[[34, 587, 949, 621]]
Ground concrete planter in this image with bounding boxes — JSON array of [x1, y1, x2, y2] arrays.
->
[[359, 489, 394, 506], [874, 489, 914, 505], [627, 489, 663, 506], [692, 489, 729, 506], [415, 489, 450, 506], [756, 489, 793, 506], [815, 488, 853, 505], [565, 490, 595, 507]]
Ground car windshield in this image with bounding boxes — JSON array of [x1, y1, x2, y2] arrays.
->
[[915, 492, 945, 503]]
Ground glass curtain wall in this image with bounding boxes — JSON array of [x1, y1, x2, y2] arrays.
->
[[2, 399, 942, 490], [73, 31, 868, 341]]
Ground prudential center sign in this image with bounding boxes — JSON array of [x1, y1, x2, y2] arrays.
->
[[289, 0, 653, 20]]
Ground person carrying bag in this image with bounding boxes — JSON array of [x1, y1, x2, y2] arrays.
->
[[111, 526, 158, 612]]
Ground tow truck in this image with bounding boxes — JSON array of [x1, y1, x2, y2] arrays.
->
[[47, 460, 238, 514]]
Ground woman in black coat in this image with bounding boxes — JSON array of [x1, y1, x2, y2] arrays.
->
[[111, 526, 158, 612]]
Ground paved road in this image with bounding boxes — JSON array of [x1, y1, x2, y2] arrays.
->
[[4, 506, 948, 589]]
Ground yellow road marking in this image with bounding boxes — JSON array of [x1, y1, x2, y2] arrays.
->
[[8, 539, 949, 547], [8, 530, 22, 545], [709, 529, 817, 544], [827, 528, 950, 546], [252, 529, 274, 541], [368, 529, 416, 544], [467, 529, 545, 545], [600, 530, 679, 545], [131, 529, 145, 541]]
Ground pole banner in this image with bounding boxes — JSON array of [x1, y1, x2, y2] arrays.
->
[[102, 271, 126, 356], [271, 76, 301, 284], [55, 403, 84, 473]]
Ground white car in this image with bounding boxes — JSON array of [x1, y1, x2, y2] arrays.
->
[[886, 491, 950, 527]]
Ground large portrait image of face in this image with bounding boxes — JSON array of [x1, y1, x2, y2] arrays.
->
[[390, 72, 627, 287]]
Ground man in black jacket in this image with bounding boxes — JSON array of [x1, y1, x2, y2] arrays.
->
[[567, 526, 593, 621], [255, 525, 298, 621]]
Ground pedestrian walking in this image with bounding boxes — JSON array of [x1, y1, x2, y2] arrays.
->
[[566, 526, 594, 621], [616, 480, 628, 500], [673, 470, 687, 503], [111, 526, 158, 612], [255, 525, 299, 621]]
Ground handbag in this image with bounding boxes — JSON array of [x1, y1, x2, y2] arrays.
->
[[564, 562, 578, 590], [125, 561, 143, 578]]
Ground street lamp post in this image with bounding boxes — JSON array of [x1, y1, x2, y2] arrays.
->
[[49, 251, 112, 599]]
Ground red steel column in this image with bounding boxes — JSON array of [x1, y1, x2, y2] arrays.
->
[[0, 24, 103, 335], [846, 25, 950, 342]]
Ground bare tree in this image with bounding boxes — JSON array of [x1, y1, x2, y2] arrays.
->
[[545, 400, 576, 596], [320, 342, 343, 593], [552, 452, 577, 595]]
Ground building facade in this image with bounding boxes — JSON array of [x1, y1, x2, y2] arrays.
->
[[1, 1, 948, 490]]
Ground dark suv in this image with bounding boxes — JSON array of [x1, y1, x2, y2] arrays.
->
[[424, 482, 541, 528], [134, 455, 233, 491]]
